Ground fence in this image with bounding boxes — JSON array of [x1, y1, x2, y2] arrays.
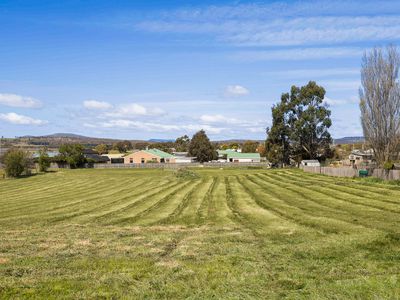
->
[[301, 165, 400, 180], [301, 166, 358, 177], [372, 169, 400, 180], [92, 162, 270, 169]]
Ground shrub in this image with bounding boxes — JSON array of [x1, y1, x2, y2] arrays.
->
[[3, 148, 32, 178], [383, 161, 394, 171], [175, 168, 199, 180], [38, 148, 51, 172]]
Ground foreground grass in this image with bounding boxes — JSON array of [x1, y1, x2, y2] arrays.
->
[[0, 168, 399, 299]]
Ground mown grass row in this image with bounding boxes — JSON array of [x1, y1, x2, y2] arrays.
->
[[0, 168, 399, 299]]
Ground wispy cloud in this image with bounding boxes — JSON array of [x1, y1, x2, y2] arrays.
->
[[231, 47, 364, 61], [0, 112, 48, 125], [135, 3, 400, 47], [200, 114, 240, 124], [225, 85, 249, 96], [325, 96, 359, 106], [320, 80, 361, 91], [159, 1, 400, 20], [0, 93, 42, 108], [83, 100, 113, 110], [104, 103, 165, 118], [264, 68, 359, 79]]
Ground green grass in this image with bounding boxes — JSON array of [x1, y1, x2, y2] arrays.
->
[[0, 168, 399, 299]]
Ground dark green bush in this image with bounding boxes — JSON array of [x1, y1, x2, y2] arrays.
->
[[383, 161, 394, 171], [38, 148, 51, 172], [3, 148, 32, 178]]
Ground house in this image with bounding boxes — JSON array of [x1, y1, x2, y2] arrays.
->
[[349, 149, 374, 166], [124, 149, 176, 164], [173, 152, 196, 163], [102, 153, 126, 164], [226, 152, 261, 163], [301, 160, 321, 167]]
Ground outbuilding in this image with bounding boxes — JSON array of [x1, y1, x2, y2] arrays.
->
[[300, 160, 321, 167], [173, 152, 196, 163], [226, 152, 261, 163]]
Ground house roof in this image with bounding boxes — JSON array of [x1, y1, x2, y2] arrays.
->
[[144, 149, 175, 159], [32, 151, 60, 158], [351, 149, 374, 156], [227, 152, 260, 159], [218, 149, 239, 156], [85, 154, 109, 163]]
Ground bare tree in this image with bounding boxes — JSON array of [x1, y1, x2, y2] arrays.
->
[[360, 46, 400, 166]]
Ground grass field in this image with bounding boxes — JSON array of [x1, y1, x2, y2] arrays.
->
[[0, 168, 399, 299]]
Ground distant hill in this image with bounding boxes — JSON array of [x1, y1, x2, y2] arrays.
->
[[334, 136, 365, 144], [20, 133, 91, 139], [43, 133, 90, 139], [148, 139, 175, 143]]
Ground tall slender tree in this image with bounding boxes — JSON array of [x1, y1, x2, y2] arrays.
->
[[359, 46, 400, 166]]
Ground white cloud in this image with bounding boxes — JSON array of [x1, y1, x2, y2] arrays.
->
[[83, 100, 113, 110], [0, 112, 48, 125], [225, 85, 249, 96], [0, 93, 42, 108], [200, 114, 239, 124], [105, 103, 165, 117], [199, 114, 265, 133]]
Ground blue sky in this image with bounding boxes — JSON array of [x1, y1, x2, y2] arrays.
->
[[0, 0, 399, 140]]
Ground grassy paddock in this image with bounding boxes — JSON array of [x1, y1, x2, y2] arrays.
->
[[0, 168, 399, 299]]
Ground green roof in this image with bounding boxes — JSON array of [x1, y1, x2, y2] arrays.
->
[[217, 149, 237, 155], [144, 149, 175, 159], [226, 152, 260, 159]]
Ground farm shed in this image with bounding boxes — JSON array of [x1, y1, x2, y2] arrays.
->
[[226, 152, 261, 163], [348, 149, 374, 167], [173, 152, 196, 163], [301, 160, 321, 167], [124, 149, 176, 164]]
